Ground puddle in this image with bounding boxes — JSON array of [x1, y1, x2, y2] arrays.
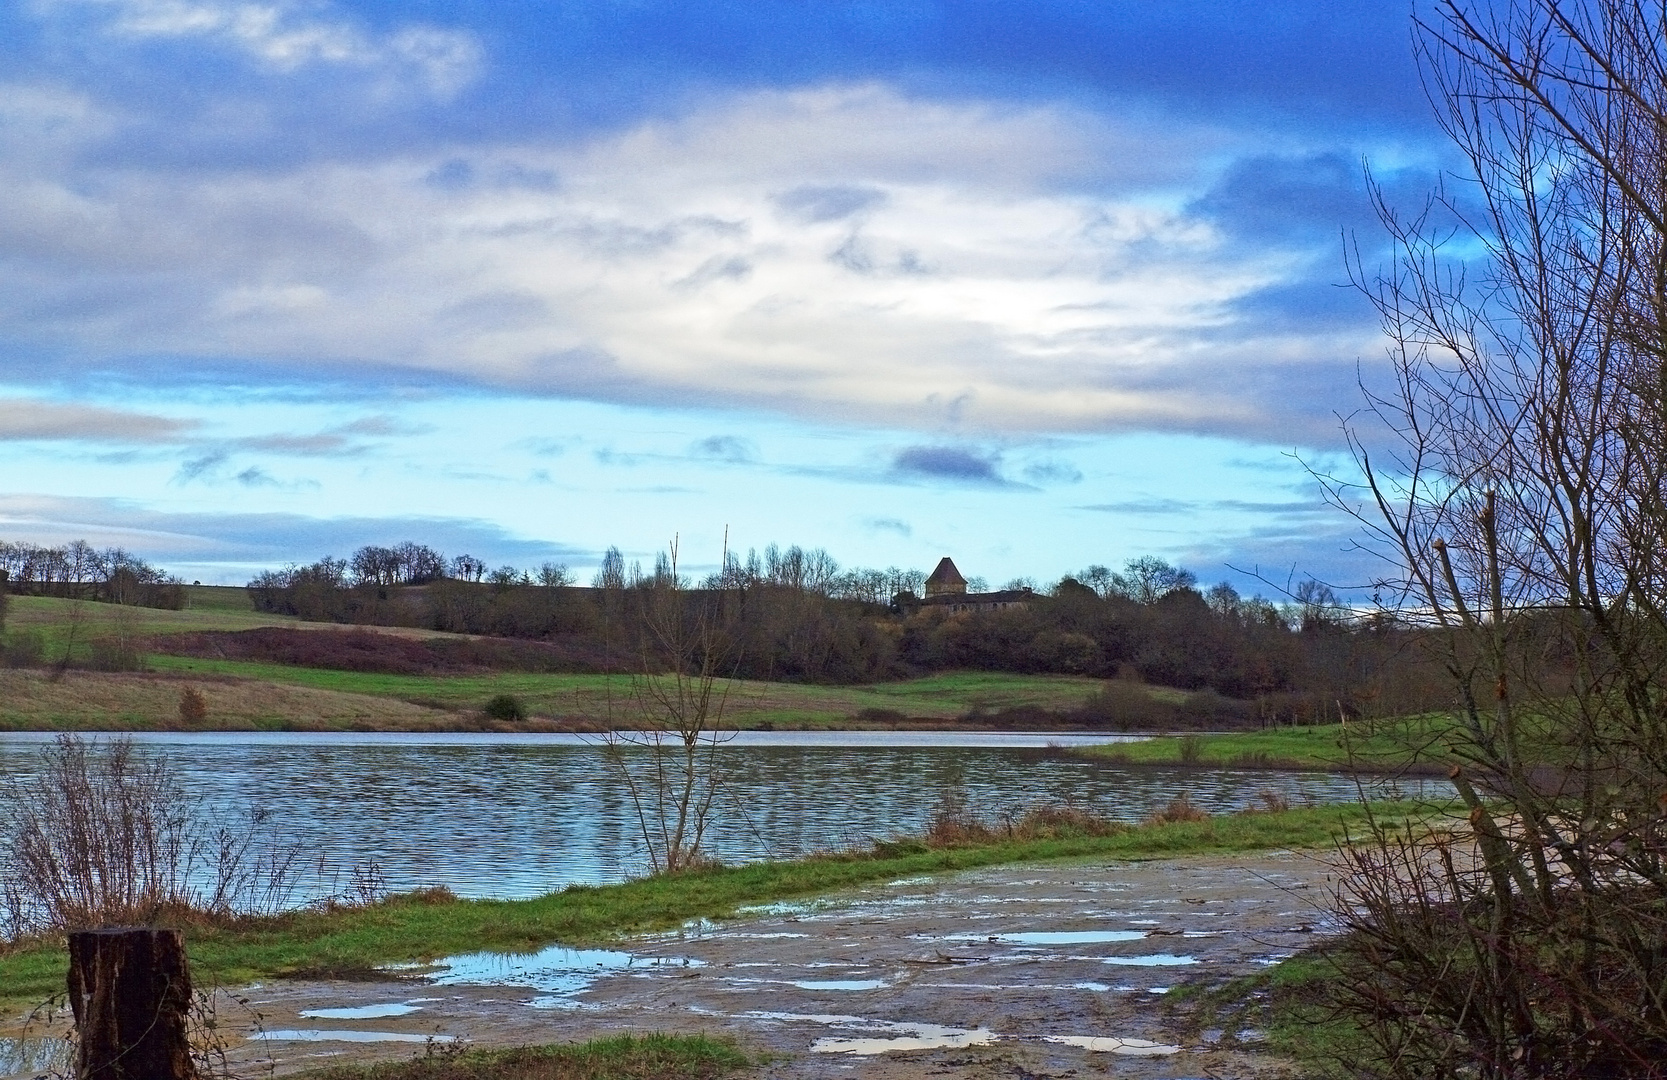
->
[[789, 979, 888, 991], [298, 1003, 424, 1020], [745, 1011, 867, 1024], [1102, 954, 1197, 966], [1043, 1035, 1182, 1056], [0, 1036, 71, 1079], [258, 1031, 453, 1044], [527, 996, 595, 1010], [744, 1011, 996, 1055], [812, 1026, 997, 1055], [952, 930, 1148, 945], [423, 944, 702, 995]]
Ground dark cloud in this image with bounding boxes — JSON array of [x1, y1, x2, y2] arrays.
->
[[673, 255, 753, 290], [0, 399, 196, 444], [829, 234, 875, 274], [1189, 152, 1373, 243], [235, 466, 278, 487], [775, 185, 886, 223], [338, 414, 431, 437], [1078, 496, 1331, 516], [690, 435, 756, 463], [1023, 459, 1082, 485], [425, 159, 474, 190], [863, 516, 911, 536], [1076, 497, 1195, 514], [891, 445, 1011, 486], [239, 433, 360, 456], [173, 450, 228, 483]]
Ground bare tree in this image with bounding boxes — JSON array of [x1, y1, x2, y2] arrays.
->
[[602, 536, 738, 874], [1325, 2, 1667, 1074]]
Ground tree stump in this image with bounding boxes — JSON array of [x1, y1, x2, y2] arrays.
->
[[67, 928, 197, 1080]]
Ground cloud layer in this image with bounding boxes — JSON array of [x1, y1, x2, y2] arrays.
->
[[0, 79, 1395, 445]]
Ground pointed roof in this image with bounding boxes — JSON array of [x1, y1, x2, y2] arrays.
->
[[925, 557, 966, 591]]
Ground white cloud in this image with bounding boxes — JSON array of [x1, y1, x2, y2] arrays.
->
[[48, 0, 481, 96], [0, 82, 1369, 440]]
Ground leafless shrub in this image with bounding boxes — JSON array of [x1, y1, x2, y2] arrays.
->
[[1250, 788, 1291, 814], [0, 734, 303, 939], [1145, 794, 1208, 825], [921, 792, 1126, 847], [178, 686, 208, 725], [1319, 1, 1667, 1071]]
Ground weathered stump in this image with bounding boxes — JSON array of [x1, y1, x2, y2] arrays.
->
[[67, 927, 196, 1080]]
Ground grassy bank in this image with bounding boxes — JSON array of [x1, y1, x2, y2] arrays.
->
[[304, 1034, 750, 1080], [0, 801, 1427, 1013], [1075, 717, 1463, 773]]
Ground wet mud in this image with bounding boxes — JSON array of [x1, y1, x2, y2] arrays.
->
[[5, 851, 1338, 1079]]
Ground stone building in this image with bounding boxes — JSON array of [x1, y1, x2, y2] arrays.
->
[[919, 557, 1032, 614]]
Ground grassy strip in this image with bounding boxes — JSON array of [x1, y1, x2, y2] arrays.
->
[[1075, 717, 1465, 772], [0, 801, 1426, 1012], [5, 595, 304, 650], [1163, 948, 1359, 1074], [301, 1034, 750, 1080], [136, 657, 1110, 727]]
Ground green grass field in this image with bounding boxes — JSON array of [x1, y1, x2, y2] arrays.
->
[[5, 594, 304, 649], [0, 800, 1426, 1013], [1076, 716, 1463, 772]]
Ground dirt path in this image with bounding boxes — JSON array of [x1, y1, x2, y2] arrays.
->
[[186, 851, 1336, 1079]]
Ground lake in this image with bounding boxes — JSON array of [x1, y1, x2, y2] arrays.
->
[[0, 731, 1433, 900]]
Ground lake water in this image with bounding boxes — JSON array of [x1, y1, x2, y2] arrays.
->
[[0, 732, 1433, 900]]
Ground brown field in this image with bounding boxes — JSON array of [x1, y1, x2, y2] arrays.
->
[[0, 669, 474, 732]]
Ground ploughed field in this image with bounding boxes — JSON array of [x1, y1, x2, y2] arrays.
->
[[0, 594, 1149, 731]]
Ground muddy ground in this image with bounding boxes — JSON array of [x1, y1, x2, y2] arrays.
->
[[3, 851, 1340, 1079]]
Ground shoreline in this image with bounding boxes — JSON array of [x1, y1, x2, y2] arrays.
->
[[0, 800, 1430, 1016]]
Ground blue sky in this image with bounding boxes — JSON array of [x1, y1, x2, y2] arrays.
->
[[0, 0, 1445, 590]]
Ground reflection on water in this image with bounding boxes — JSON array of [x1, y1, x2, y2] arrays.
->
[[426, 943, 702, 995], [0, 732, 1437, 900], [0, 1037, 70, 1080]]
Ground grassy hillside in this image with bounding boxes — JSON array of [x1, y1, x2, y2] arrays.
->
[[141, 657, 1109, 727], [5, 593, 303, 644], [0, 595, 1181, 730], [0, 669, 463, 731]]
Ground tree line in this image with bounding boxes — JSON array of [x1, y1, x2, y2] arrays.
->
[[244, 541, 1449, 723], [0, 541, 184, 609]]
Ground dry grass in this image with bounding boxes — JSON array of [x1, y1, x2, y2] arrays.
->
[[0, 670, 465, 731], [1, 735, 310, 937], [1145, 793, 1209, 825], [920, 792, 1129, 847]]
